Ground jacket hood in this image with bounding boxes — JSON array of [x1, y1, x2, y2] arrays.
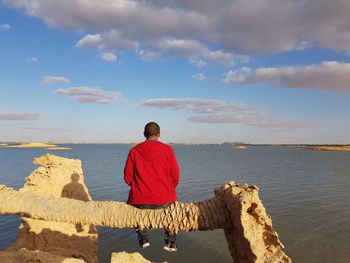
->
[[134, 140, 168, 161]]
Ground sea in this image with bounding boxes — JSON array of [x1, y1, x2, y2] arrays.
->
[[0, 144, 349, 263]]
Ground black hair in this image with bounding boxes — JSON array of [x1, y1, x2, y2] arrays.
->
[[144, 122, 160, 138]]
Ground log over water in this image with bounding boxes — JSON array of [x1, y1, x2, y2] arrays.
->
[[0, 154, 291, 263], [0, 185, 230, 232]]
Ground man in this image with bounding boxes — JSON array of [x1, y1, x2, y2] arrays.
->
[[124, 122, 180, 252]]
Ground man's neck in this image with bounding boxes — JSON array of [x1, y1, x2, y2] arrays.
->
[[146, 136, 159, 141]]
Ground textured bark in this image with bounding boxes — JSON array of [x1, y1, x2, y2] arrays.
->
[[0, 184, 230, 233]]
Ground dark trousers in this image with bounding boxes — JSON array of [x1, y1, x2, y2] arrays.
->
[[133, 203, 177, 243]]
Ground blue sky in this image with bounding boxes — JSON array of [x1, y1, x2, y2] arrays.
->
[[1, 0, 350, 144]]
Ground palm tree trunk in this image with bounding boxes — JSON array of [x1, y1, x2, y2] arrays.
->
[[0, 184, 229, 233]]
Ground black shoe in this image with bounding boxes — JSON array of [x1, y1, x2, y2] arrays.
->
[[163, 241, 178, 252], [139, 238, 150, 248]]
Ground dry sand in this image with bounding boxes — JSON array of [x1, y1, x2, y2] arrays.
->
[[307, 145, 350, 151], [6, 142, 58, 148]]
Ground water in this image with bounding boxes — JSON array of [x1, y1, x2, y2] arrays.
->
[[0, 145, 349, 263]]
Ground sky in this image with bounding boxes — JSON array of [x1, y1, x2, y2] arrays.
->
[[0, 0, 350, 144]]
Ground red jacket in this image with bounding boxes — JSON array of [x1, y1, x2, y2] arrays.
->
[[124, 140, 180, 205]]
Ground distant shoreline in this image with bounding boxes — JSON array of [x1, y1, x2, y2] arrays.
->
[[0, 142, 350, 151], [1, 141, 350, 147], [0, 142, 71, 150]]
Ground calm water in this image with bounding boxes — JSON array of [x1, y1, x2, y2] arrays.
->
[[0, 145, 349, 263]]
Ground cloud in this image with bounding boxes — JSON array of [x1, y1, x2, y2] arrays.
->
[[0, 23, 11, 30], [55, 86, 121, 104], [4, 0, 350, 54], [188, 114, 314, 129], [76, 30, 138, 51], [77, 34, 235, 66], [0, 111, 41, 120], [140, 98, 251, 114], [27, 57, 38, 63], [98, 52, 118, 62], [139, 98, 312, 129], [192, 73, 206, 81], [139, 38, 235, 66], [190, 59, 206, 67], [43, 75, 70, 85], [20, 127, 87, 133], [221, 61, 350, 93]]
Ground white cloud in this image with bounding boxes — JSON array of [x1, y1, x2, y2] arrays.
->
[[0, 111, 41, 120], [0, 23, 11, 30], [4, 0, 350, 54], [205, 50, 234, 66], [188, 114, 313, 129], [192, 73, 206, 81], [55, 86, 121, 104], [27, 57, 38, 63], [140, 98, 251, 113], [43, 75, 70, 85], [139, 98, 313, 129], [77, 35, 235, 66], [76, 30, 138, 51], [190, 59, 206, 67], [19, 127, 87, 133], [76, 34, 102, 48], [221, 61, 350, 93], [140, 38, 235, 66], [98, 52, 118, 62]]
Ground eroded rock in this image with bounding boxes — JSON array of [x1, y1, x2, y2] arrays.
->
[[111, 251, 151, 263], [7, 154, 97, 263], [216, 182, 291, 263], [0, 248, 86, 263]]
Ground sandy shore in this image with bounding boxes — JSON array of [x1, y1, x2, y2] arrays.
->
[[6, 142, 58, 148], [2, 142, 72, 151], [233, 145, 247, 149], [306, 145, 350, 152]]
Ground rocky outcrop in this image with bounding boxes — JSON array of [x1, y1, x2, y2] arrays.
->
[[0, 154, 291, 263], [217, 183, 291, 263], [110, 252, 151, 263], [5, 154, 97, 263], [0, 248, 86, 263]]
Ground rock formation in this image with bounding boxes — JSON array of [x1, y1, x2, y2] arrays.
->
[[3, 154, 97, 263], [0, 154, 291, 262], [0, 248, 86, 263], [110, 252, 151, 263], [217, 183, 291, 263]]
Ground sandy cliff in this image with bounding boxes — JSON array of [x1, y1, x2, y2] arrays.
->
[[307, 145, 350, 151], [6, 154, 98, 263]]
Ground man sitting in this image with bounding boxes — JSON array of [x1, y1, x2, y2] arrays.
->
[[124, 122, 180, 252]]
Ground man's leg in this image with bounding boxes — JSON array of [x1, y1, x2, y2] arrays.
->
[[163, 230, 178, 252], [133, 203, 175, 249], [133, 204, 151, 248], [136, 228, 150, 248]]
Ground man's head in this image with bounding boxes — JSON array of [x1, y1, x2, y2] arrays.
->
[[144, 122, 160, 139]]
